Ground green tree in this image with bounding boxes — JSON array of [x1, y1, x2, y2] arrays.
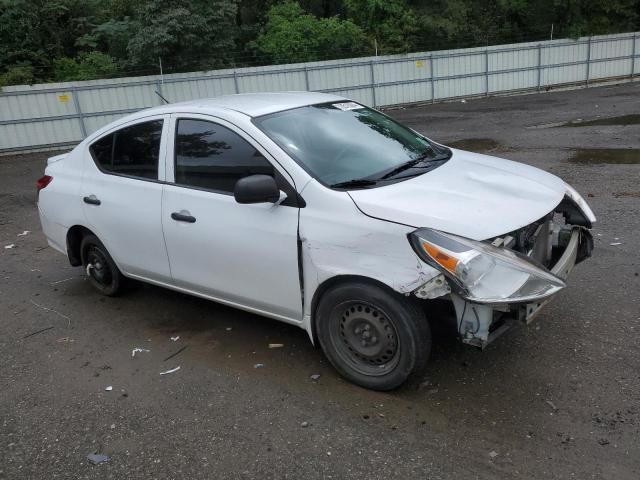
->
[[344, 0, 421, 53], [251, 1, 368, 63], [126, 0, 238, 70], [54, 52, 117, 81]]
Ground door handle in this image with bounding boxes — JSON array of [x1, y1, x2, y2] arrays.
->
[[83, 195, 101, 206], [171, 212, 196, 223]]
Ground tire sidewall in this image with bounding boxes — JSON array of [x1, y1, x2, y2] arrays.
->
[[316, 282, 430, 391], [80, 234, 122, 296]]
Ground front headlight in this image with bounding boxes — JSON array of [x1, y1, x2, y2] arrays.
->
[[409, 228, 566, 304]]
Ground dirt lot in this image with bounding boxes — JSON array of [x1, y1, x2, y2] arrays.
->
[[1, 82, 639, 479]]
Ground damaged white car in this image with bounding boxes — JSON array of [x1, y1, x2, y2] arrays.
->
[[37, 92, 595, 390]]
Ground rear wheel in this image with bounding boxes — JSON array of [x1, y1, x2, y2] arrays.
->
[[80, 234, 123, 296], [316, 281, 431, 390]]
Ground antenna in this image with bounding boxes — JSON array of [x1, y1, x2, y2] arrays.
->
[[155, 90, 170, 104]]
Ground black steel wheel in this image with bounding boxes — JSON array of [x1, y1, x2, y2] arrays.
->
[[316, 281, 431, 390], [80, 234, 123, 296]]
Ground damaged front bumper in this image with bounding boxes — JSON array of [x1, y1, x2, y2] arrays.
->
[[442, 226, 592, 349]]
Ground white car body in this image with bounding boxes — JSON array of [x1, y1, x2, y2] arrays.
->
[[37, 92, 595, 386]]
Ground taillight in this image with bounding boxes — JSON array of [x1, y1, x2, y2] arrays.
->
[[36, 175, 53, 200]]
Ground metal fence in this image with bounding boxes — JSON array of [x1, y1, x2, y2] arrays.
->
[[1, 31, 638, 154]]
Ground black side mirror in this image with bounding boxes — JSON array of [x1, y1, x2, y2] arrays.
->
[[234, 174, 281, 204]]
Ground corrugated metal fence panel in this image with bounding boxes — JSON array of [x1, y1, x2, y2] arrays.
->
[[0, 32, 638, 153]]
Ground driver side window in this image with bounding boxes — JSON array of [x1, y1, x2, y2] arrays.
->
[[174, 119, 274, 193]]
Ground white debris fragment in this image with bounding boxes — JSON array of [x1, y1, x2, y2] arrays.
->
[[105, 386, 113, 391], [131, 347, 150, 357], [254, 363, 264, 369], [170, 336, 180, 342], [610, 242, 622, 246], [17, 230, 30, 236], [225, 327, 232, 331], [310, 374, 321, 381], [460, 99, 467, 103], [268, 343, 284, 349], [4, 244, 16, 249], [488, 451, 498, 458], [160, 366, 181, 375]]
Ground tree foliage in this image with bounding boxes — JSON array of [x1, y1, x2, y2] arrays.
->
[[0, 0, 639, 86], [251, 1, 368, 63]]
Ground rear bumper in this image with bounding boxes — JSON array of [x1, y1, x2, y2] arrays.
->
[[38, 205, 67, 255]]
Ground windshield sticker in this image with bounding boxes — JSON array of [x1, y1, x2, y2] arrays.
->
[[332, 102, 364, 111]]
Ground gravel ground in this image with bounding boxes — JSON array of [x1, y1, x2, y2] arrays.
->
[[1, 81, 639, 480]]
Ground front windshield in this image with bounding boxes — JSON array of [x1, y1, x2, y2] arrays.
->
[[254, 102, 449, 187]]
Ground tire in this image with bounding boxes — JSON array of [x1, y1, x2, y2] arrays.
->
[[80, 234, 124, 296], [316, 281, 431, 391]]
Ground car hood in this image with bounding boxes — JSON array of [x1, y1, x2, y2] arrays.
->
[[348, 149, 567, 240]]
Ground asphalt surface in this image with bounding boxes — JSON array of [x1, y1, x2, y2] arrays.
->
[[1, 81, 639, 479]]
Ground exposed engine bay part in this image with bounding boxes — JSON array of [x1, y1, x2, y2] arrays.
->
[[413, 274, 451, 299]]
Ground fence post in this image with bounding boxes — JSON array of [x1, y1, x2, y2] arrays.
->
[[485, 49, 490, 96], [631, 33, 637, 79], [537, 44, 542, 92], [429, 55, 435, 104], [586, 36, 592, 86], [233, 70, 240, 94], [71, 87, 87, 138], [369, 60, 377, 107], [304, 66, 310, 91]]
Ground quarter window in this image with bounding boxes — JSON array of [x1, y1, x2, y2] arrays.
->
[[174, 119, 274, 193], [90, 120, 164, 180]]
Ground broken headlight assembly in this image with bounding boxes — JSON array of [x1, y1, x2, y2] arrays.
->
[[409, 228, 566, 304]]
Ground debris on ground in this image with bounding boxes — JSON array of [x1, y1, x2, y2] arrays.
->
[[170, 336, 180, 342], [488, 451, 499, 458], [310, 374, 321, 381], [22, 326, 54, 338], [163, 345, 187, 361], [56, 337, 73, 343], [545, 400, 558, 411], [160, 366, 180, 375], [17, 230, 30, 236], [87, 453, 109, 465], [131, 347, 150, 357], [104, 386, 113, 391], [4, 244, 16, 249], [50, 277, 76, 285], [301, 421, 309, 428], [29, 299, 71, 326], [610, 242, 622, 246], [598, 438, 610, 446], [225, 327, 232, 331], [268, 343, 284, 348], [254, 363, 264, 369]]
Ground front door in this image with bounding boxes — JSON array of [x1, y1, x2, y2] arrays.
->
[[161, 115, 302, 322]]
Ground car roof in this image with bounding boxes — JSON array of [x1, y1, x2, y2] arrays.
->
[[170, 91, 347, 118]]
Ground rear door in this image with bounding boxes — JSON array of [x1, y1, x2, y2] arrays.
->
[[81, 116, 171, 282], [161, 114, 302, 321]]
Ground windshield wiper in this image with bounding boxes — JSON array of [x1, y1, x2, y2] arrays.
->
[[378, 152, 450, 180], [330, 178, 379, 189]]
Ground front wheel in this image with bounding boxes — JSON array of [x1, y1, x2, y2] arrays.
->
[[80, 234, 124, 296], [316, 282, 431, 390]]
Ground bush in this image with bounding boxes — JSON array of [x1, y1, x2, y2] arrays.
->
[[53, 52, 117, 82], [0, 65, 35, 87]]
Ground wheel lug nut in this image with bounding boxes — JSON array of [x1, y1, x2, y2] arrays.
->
[[362, 331, 371, 339], [364, 324, 371, 331], [371, 336, 377, 343], [355, 327, 362, 334], [360, 340, 367, 347]]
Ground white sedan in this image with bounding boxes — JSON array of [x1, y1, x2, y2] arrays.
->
[[37, 92, 595, 390]]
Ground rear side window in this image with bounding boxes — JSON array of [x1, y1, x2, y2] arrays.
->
[[90, 120, 164, 180], [174, 119, 274, 193]]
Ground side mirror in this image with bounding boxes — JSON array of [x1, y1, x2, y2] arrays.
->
[[234, 174, 281, 204]]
